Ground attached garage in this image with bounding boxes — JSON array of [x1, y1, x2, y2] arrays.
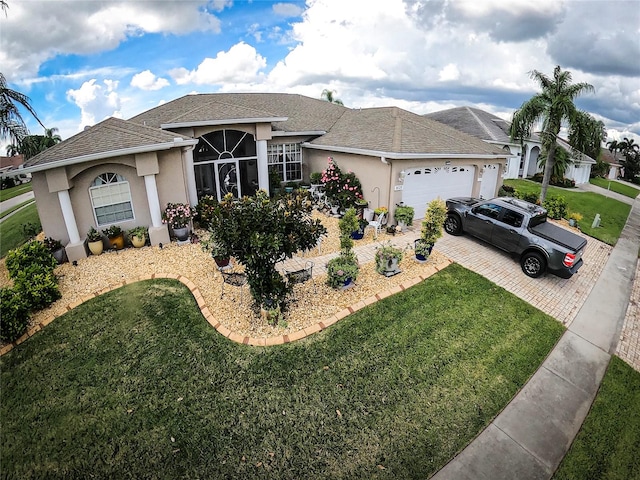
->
[[402, 165, 475, 218], [479, 164, 500, 199]]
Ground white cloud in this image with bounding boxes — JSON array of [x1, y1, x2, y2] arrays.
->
[[1, 1, 223, 80], [169, 42, 267, 85], [130, 71, 170, 91], [66, 79, 122, 129], [438, 64, 460, 82], [272, 3, 304, 17]]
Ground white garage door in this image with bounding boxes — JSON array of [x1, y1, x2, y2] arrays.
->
[[479, 164, 500, 199], [402, 165, 475, 219]]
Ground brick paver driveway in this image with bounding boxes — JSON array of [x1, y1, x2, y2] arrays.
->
[[435, 228, 612, 327]]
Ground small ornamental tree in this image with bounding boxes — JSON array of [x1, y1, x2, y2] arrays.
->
[[207, 190, 326, 316]]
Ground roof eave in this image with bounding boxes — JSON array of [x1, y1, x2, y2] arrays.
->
[[161, 117, 288, 129], [302, 143, 509, 160], [21, 139, 199, 174]]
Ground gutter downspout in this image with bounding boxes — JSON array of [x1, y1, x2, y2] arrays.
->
[[382, 156, 394, 213]]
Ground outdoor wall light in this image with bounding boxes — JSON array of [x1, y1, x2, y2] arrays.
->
[[445, 161, 451, 165], [399, 170, 406, 182]]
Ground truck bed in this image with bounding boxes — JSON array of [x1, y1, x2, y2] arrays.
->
[[529, 221, 587, 252]]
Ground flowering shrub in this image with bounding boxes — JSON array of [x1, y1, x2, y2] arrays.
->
[[320, 157, 364, 210], [163, 202, 195, 228]]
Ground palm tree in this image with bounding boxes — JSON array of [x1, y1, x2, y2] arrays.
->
[[42, 127, 62, 148], [1, 1, 8, 16], [510, 66, 594, 202], [0, 72, 45, 145], [320, 89, 344, 106], [569, 111, 606, 161]]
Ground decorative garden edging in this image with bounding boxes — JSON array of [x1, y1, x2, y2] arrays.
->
[[0, 260, 452, 356]]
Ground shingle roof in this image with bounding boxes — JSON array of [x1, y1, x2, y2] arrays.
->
[[23, 117, 194, 168], [130, 93, 347, 133], [424, 106, 514, 143], [26, 96, 509, 170], [308, 107, 505, 155]]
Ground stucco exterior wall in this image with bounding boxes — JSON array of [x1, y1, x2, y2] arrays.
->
[[155, 148, 189, 209], [31, 172, 67, 243]]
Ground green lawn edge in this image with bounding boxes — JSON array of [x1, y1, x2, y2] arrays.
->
[[1, 265, 564, 479], [0, 183, 32, 202], [0, 202, 41, 257], [553, 356, 640, 480], [590, 178, 640, 199], [503, 179, 630, 245]]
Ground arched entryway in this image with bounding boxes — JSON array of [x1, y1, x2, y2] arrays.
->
[[193, 129, 259, 201]]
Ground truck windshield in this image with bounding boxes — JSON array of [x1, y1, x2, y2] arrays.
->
[[529, 213, 547, 228]]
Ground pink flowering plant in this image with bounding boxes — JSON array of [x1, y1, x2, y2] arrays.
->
[[321, 157, 364, 210], [162, 202, 195, 229]]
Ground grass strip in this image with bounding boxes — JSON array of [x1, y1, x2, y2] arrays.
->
[[0, 202, 41, 258], [553, 356, 640, 480], [504, 179, 630, 245], [0, 183, 32, 202], [1, 265, 564, 479], [590, 178, 640, 199], [0, 199, 35, 219]]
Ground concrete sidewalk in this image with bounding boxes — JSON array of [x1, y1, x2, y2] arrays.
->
[[432, 194, 640, 479], [0, 191, 35, 223]]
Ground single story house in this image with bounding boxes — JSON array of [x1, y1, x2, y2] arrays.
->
[[22, 93, 509, 262], [425, 106, 595, 184]]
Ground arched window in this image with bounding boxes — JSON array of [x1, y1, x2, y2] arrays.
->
[[89, 172, 134, 225]]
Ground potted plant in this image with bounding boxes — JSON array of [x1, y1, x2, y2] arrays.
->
[[567, 212, 583, 227], [310, 172, 322, 185], [351, 218, 368, 240], [374, 206, 388, 225], [163, 202, 194, 241], [201, 233, 232, 269], [103, 225, 125, 250], [87, 226, 104, 255], [44, 237, 67, 264], [415, 198, 447, 261], [128, 226, 148, 248], [375, 242, 404, 276], [394, 205, 414, 231], [326, 252, 359, 288]]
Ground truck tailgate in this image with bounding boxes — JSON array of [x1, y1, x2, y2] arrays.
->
[[529, 222, 587, 252]]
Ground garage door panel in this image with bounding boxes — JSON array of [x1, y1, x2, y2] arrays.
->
[[402, 166, 475, 219], [479, 164, 500, 200]]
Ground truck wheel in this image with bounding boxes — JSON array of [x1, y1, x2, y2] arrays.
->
[[521, 252, 546, 278], [444, 214, 462, 235]]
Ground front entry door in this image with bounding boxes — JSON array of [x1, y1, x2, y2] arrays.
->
[[215, 160, 240, 200]]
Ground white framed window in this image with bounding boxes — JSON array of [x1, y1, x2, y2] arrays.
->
[[267, 143, 302, 182], [89, 172, 134, 226]]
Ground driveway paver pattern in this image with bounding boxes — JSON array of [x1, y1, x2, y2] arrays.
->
[[435, 228, 611, 327]]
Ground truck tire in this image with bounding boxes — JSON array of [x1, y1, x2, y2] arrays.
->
[[444, 213, 462, 236], [521, 252, 546, 278]]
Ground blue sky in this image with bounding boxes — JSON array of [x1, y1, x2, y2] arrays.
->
[[2, 0, 639, 152]]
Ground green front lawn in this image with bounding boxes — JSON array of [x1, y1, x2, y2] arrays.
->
[[504, 179, 631, 245], [0, 202, 41, 258], [553, 356, 640, 479], [590, 177, 640, 199], [1, 265, 564, 479]]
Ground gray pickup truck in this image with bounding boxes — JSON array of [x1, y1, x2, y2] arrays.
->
[[444, 197, 587, 278]]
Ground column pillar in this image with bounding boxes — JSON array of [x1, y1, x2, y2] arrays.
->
[[57, 190, 80, 243], [144, 174, 170, 246], [183, 146, 198, 207], [257, 139, 269, 195]]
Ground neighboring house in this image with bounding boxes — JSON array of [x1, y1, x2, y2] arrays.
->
[[600, 148, 623, 180], [425, 106, 595, 184], [0, 155, 30, 185], [22, 93, 509, 262]]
